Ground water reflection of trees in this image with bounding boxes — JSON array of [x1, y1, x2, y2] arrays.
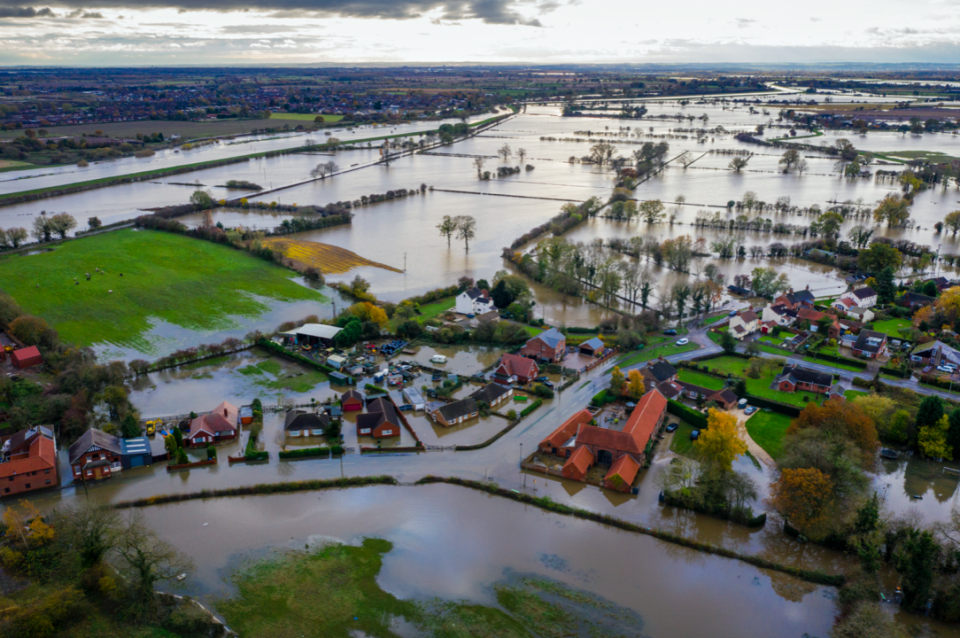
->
[[767, 569, 819, 603], [902, 457, 960, 504]]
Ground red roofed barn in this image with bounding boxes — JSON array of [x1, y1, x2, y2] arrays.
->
[[11, 346, 43, 369]]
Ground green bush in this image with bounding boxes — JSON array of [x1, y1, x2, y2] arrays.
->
[[666, 400, 708, 429], [520, 398, 543, 418], [205, 444, 217, 460], [279, 446, 332, 459], [364, 383, 386, 395]]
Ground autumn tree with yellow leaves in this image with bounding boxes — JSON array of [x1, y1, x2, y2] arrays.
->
[[625, 369, 646, 400], [697, 408, 747, 472]]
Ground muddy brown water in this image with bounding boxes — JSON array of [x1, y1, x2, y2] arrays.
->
[[137, 484, 842, 638]]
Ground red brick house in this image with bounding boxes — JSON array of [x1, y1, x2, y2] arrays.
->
[[539, 409, 594, 457], [520, 328, 566, 363], [853, 330, 887, 360], [357, 397, 402, 439], [68, 428, 123, 481], [0, 428, 58, 497], [11, 346, 43, 369], [493, 353, 539, 385], [776, 365, 833, 394], [562, 446, 594, 481], [558, 389, 667, 491], [185, 401, 239, 447], [342, 390, 364, 412]]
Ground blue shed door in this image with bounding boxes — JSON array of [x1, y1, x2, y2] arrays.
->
[[129, 455, 144, 468]]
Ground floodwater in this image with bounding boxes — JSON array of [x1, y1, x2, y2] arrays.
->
[[875, 454, 960, 525], [134, 484, 842, 638]]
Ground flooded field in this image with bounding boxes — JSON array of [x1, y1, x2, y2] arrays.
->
[[136, 483, 842, 638]]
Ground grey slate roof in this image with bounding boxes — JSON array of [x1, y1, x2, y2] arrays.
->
[[469, 383, 510, 404], [68, 428, 122, 465], [579, 337, 605, 351], [435, 398, 479, 422], [647, 359, 677, 383], [531, 327, 565, 349], [779, 364, 833, 388], [284, 410, 330, 432], [851, 286, 877, 300], [854, 330, 886, 354]]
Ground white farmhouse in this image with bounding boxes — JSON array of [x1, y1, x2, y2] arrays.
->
[[455, 287, 496, 315]]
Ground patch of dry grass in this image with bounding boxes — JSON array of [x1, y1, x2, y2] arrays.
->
[[261, 238, 402, 274]]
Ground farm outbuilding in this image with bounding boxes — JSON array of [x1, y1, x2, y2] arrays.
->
[[11, 346, 43, 369]]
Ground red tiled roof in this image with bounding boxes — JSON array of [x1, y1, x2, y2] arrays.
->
[[564, 446, 594, 476], [797, 308, 827, 322], [605, 455, 640, 485], [188, 401, 238, 439], [540, 409, 593, 449], [498, 353, 538, 378], [0, 435, 56, 479], [739, 310, 759, 322], [622, 389, 667, 451], [576, 425, 642, 454], [11, 345, 42, 366]]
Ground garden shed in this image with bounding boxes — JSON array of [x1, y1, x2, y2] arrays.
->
[[11, 346, 43, 369]]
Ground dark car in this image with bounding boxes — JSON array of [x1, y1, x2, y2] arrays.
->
[[535, 376, 550, 383], [690, 430, 700, 441], [663, 329, 678, 336], [665, 423, 678, 433], [540, 380, 555, 389]]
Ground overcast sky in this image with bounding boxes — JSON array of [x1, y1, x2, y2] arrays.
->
[[1, 0, 959, 66]]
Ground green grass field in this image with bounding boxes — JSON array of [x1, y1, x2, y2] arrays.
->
[[676, 369, 725, 391], [669, 421, 698, 456], [615, 341, 700, 368], [696, 356, 824, 408], [269, 113, 346, 123], [744, 411, 792, 459], [702, 314, 726, 326], [0, 229, 325, 351], [871, 317, 913, 339], [0, 118, 286, 141]]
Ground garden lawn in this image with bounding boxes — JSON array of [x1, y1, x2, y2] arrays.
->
[[524, 325, 546, 337], [669, 420, 698, 456], [677, 369, 725, 391], [744, 411, 792, 459], [0, 229, 325, 351], [696, 356, 825, 407], [801, 355, 862, 372], [871, 317, 913, 339], [703, 314, 725, 326], [615, 341, 700, 368]]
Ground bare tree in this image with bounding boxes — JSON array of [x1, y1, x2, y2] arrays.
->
[[516, 148, 527, 165], [456, 215, 477, 251], [274, 429, 288, 452], [113, 512, 193, 605], [473, 156, 485, 177], [497, 144, 512, 161]]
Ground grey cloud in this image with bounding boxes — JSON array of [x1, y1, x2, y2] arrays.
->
[[67, 8, 103, 16], [735, 18, 755, 28], [0, 5, 55, 17], [0, 0, 543, 25]]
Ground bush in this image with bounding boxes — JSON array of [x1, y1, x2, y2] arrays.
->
[[506, 409, 518, 421], [808, 351, 868, 369], [742, 394, 802, 417], [205, 444, 217, 460], [666, 400, 708, 429], [590, 389, 615, 407], [520, 399, 543, 418], [530, 383, 555, 399]]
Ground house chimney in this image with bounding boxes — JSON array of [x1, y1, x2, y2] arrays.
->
[[224, 408, 228, 417]]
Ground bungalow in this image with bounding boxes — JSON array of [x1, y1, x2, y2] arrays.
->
[[10, 346, 43, 369], [520, 328, 566, 363], [281, 323, 343, 348], [853, 330, 887, 360], [455, 287, 496, 315], [797, 308, 840, 339], [539, 409, 594, 457], [356, 397, 402, 439], [285, 410, 330, 437], [341, 390, 365, 412], [431, 397, 479, 427], [910, 341, 960, 368], [185, 401, 239, 447], [776, 365, 833, 394], [901, 291, 936, 310], [68, 428, 123, 481], [469, 383, 513, 410], [761, 303, 797, 327], [840, 286, 878, 309], [493, 353, 539, 385], [578, 337, 605, 357], [774, 289, 816, 311], [640, 357, 677, 388], [827, 381, 851, 402], [664, 381, 738, 409], [0, 427, 57, 497], [728, 310, 759, 340], [563, 389, 667, 491]]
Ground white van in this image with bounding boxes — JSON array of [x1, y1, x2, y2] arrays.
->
[[431, 355, 448, 364]]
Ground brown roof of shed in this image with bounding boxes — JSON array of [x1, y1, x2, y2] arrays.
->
[[541, 409, 593, 449], [563, 446, 594, 477], [605, 455, 640, 486]]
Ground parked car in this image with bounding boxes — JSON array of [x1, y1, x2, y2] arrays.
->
[[665, 423, 678, 433], [663, 329, 678, 336], [535, 376, 550, 383], [729, 311, 737, 317], [744, 406, 758, 416], [939, 365, 957, 374], [690, 430, 700, 441], [539, 380, 555, 389], [675, 338, 689, 346]]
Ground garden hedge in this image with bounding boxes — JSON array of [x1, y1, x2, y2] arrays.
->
[[806, 351, 868, 369], [666, 400, 709, 429], [742, 394, 802, 417], [520, 398, 543, 418]]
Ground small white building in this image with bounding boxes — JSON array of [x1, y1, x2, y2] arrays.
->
[[455, 287, 496, 316], [728, 310, 760, 340], [840, 286, 878, 309], [761, 304, 797, 327]]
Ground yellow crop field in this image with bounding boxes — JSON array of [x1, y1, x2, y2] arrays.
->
[[261, 238, 402, 275]]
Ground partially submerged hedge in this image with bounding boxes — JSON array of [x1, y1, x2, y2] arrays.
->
[[113, 475, 396, 508], [278, 445, 344, 459], [520, 398, 543, 418], [415, 476, 844, 587]]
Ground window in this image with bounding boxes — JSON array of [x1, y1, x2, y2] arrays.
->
[[44, 469, 49, 474], [86, 471, 93, 477], [383, 429, 393, 436], [3, 488, 8, 493], [25, 484, 30, 489]]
